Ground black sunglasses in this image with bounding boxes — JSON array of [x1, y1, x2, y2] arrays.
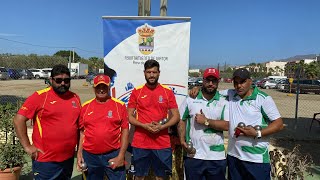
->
[[52, 77, 71, 84]]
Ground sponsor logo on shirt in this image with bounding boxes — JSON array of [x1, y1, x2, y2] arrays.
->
[[107, 110, 113, 118], [87, 111, 93, 116], [141, 95, 147, 99], [50, 101, 57, 104], [20, 106, 28, 110]]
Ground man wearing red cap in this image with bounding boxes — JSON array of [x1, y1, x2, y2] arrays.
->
[[127, 59, 180, 180], [77, 74, 129, 180], [178, 67, 229, 180]]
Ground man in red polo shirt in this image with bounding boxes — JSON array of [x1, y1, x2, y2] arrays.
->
[[13, 64, 81, 179], [127, 59, 180, 180], [77, 75, 129, 180]]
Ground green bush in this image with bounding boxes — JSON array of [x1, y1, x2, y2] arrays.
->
[[0, 102, 27, 172]]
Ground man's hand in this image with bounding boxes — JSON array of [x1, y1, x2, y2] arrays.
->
[[25, 144, 44, 160], [195, 109, 207, 125], [189, 86, 200, 99], [108, 155, 125, 170], [180, 140, 188, 150], [76, 151, 86, 172], [151, 121, 163, 133], [235, 126, 257, 138], [143, 123, 161, 133]]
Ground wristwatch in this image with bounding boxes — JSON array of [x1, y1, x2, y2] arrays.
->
[[204, 118, 210, 126], [255, 130, 262, 139]]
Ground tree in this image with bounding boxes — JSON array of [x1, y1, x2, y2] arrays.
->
[[88, 57, 104, 73], [274, 66, 280, 76], [304, 61, 320, 79], [54, 50, 81, 62]]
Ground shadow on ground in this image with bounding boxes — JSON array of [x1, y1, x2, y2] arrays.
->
[[271, 117, 320, 179]]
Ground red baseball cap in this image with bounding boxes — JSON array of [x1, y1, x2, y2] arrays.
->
[[93, 75, 111, 87], [203, 68, 219, 79]]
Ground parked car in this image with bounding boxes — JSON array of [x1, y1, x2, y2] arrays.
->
[[86, 72, 97, 85], [17, 69, 34, 79], [256, 79, 267, 87], [0, 67, 9, 80], [41, 68, 52, 77], [224, 78, 232, 83], [29, 68, 49, 79], [261, 80, 277, 89], [188, 77, 198, 86], [189, 77, 203, 86], [276, 79, 289, 92], [284, 79, 320, 94], [7, 68, 22, 79]]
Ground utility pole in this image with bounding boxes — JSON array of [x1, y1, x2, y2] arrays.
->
[[72, 48, 75, 63], [138, 0, 151, 16], [160, 0, 167, 16]]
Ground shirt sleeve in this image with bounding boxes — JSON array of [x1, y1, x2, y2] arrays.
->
[[79, 104, 88, 130], [127, 89, 137, 109], [179, 97, 189, 121], [261, 96, 281, 121], [168, 89, 178, 109], [220, 96, 229, 121], [120, 103, 129, 129], [17, 92, 41, 120]]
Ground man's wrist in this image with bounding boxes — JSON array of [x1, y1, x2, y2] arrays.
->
[[204, 118, 210, 126]]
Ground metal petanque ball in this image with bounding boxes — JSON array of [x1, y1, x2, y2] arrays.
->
[[247, 125, 253, 128], [254, 125, 262, 131], [234, 122, 246, 138], [238, 122, 246, 128], [187, 141, 193, 150], [81, 162, 87, 170], [160, 118, 168, 125]]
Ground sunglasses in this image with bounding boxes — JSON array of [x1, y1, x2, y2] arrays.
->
[[204, 78, 219, 83], [52, 77, 71, 84]]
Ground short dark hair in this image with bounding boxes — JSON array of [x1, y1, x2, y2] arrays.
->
[[144, 59, 160, 71], [51, 64, 70, 77]]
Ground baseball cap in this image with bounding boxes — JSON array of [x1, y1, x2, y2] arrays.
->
[[203, 68, 219, 79], [232, 68, 251, 79], [93, 75, 111, 87]]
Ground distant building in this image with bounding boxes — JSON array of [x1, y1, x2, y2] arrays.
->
[[188, 69, 201, 76], [189, 69, 200, 73], [264, 61, 287, 76]]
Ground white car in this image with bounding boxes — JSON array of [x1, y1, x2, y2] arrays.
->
[[261, 80, 277, 89], [41, 68, 52, 78], [29, 68, 49, 79]]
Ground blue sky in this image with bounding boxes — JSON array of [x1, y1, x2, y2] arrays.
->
[[1, 0, 320, 66]]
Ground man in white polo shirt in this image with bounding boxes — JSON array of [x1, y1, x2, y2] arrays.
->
[[226, 68, 284, 180], [178, 68, 229, 180]]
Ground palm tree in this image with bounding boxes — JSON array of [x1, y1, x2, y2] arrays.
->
[[274, 66, 280, 76], [305, 61, 320, 79]]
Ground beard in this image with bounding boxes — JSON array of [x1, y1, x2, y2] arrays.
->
[[202, 86, 216, 95], [146, 77, 158, 85], [52, 85, 70, 94]]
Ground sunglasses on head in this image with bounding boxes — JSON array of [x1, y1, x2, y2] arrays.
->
[[52, 77, 71, 84]]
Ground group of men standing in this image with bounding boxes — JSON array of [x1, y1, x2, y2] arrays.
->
[[13, 59, 283, 180]]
